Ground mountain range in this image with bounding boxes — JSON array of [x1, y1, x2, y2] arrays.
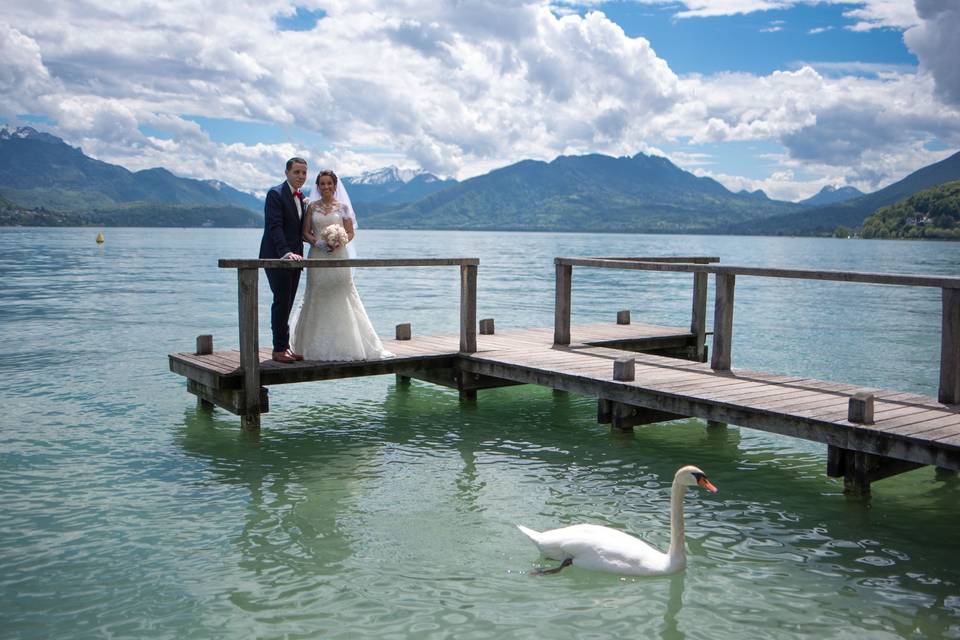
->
[[0, 126, 261, 226], [1, 124, 957, 236], [361, 153, 804, 232], [727, 150, 960, 236]]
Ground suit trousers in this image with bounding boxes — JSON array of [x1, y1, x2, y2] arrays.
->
[[265, 267, 302, 352]]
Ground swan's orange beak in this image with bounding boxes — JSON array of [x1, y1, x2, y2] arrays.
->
[[697, 476, 718, 493]]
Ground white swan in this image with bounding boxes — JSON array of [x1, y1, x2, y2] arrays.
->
[[517, 465, 718, 576]]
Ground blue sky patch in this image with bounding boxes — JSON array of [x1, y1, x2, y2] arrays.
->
[[275, 7, 327, 32]]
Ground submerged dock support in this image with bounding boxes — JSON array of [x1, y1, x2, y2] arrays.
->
[[827, 446, 924, 495], [597, 398, 687, 432]]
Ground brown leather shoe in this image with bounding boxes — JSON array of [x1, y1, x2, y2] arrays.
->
[[286, 349, 304, 361], [272, 350, 296, 363]]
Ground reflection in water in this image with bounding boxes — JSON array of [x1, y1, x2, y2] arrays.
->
[[176, 405, 383, 616], [663, 572, 686, 640]]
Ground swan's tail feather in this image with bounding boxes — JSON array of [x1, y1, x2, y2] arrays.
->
[[516, 524, 542, 544]]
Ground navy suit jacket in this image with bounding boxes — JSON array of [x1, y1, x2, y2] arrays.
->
[[259, 182, 305, 259]]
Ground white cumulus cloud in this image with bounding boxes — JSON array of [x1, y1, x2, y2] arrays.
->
[[0, 0, 956, 201]]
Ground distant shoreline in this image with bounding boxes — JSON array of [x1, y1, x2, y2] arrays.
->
[[5, 222, 956, 241]]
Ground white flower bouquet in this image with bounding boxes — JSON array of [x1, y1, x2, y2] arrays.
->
[[320, 224, 349, 250]]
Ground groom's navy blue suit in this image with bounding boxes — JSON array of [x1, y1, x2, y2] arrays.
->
[[259, 182, 305, 353]]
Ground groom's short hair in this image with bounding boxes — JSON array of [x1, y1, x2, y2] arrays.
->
[[286, 157, 307, 171]]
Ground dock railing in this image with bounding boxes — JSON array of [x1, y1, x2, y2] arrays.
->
[[219, 258, 479, 429], [553, 256, 721, 362], [554, 257, 960, 404]]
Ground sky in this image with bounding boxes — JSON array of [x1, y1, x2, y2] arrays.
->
[[2, 0, 959, 201]]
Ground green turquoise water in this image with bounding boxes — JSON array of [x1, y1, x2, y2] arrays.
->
[[1, 228, 958, 639]]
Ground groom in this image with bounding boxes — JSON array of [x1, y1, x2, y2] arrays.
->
[[259, 157, 308, 363]]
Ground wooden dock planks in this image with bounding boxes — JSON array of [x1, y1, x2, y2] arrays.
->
[[169, 322, 960, 471]]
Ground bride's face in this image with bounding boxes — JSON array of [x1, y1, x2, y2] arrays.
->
[[318, 175, 336, 201]]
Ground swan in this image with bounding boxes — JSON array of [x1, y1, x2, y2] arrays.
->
[[516, 465, 718, 576]]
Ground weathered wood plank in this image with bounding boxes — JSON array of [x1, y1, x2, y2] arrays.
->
[[220, 258, 479, 269], [187, 380, 269, 415], [555, 257, 960, 289]]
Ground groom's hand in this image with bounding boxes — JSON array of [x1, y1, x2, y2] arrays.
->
[[281, 252, 304, 261]]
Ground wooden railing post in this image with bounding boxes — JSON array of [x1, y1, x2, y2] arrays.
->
[[554, 261, 572, 345], [237, 267, 261, 431], [460, 264, 477, 353], [940, 287, 960, 404], [690, 271, 708, 362], [711, 272, 735, 371]]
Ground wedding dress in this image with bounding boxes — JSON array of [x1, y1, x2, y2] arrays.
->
[[290, 204, 393, 361]]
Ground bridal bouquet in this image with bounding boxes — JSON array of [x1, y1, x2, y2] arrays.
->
[[320, 224, 348, 250]]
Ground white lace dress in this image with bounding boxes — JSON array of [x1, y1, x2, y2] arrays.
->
[[290, 205, 393, 361]]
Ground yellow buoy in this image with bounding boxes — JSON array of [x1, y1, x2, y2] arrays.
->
[[96, 232, 105, 244]]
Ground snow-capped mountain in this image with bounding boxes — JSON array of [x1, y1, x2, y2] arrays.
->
[[0, 125, 63, 144], [346, 166, 428, 185], [343, 166, 456, 204]]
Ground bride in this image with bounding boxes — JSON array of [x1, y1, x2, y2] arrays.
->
[[290, 170, 393, 361]]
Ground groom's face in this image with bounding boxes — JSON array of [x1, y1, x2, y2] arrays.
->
[[286, 162, 308, 191]]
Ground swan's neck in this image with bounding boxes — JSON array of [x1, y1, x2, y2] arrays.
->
[[666, 479, 686, 564]]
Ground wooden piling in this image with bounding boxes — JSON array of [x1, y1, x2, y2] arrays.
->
[[396, 323, 412, 340], [460, 264, 477, 353], [479, 318, 495, 335], [848, 392, 874, 424], [196, 335, 213, 355], [237, 267, 261, 431], [613, 356, 635, 381], [616, 310, 631, 325], [554, 261, 572, 346], [711, 273, 735, 371], [195, 335, 214, 411], [940, 287, 960, 404], [690, 272, 708, 362]]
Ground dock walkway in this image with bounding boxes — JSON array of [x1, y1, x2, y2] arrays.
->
[[169, 255, 960, 494]]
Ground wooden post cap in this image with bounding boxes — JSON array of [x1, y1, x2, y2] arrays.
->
[[396, 323, 412, 341], [479, 318, 495, 335], [848, 392, 875, 424], [617, 310, 631, 325], [196, 334, 213, 355], [613, 356, 635, 381]]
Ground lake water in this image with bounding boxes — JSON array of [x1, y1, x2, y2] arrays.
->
[[1, 227, 958, 639]]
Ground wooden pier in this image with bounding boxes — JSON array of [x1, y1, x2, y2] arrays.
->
[[169, 256, 960, 495]]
